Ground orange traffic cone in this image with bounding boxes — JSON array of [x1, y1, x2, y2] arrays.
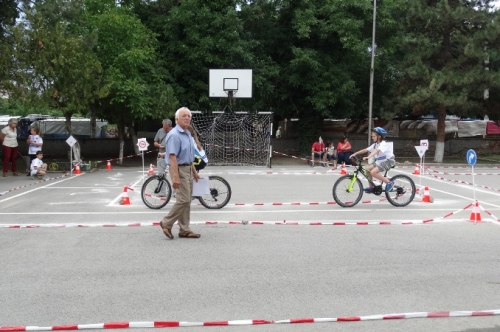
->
[[106, 160, 112, 170], [74, 164, 82, 174], [469, 201, 482, 223], [148, 164, 154, 175], [421, 186, 431, 203], [120, 186, 132, 205], [340, 162, 347, 175], [413, 164, 420, 175]]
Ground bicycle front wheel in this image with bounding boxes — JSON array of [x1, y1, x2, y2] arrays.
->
[[141, 175, 172, 209], [333, 175, 363, 208], [385, 174, 416, 207], [198, 175, 231, 209]]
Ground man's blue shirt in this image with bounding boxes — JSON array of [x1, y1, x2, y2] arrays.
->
[[164, 125, 194, 165]]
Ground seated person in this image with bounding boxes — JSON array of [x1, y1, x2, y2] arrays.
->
[[310, 139, 326, 167], [326, 141, 338, 169], [337, 136, 354, 166], [30, 150, 47, 179]]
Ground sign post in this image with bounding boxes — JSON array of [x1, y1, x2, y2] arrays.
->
[[466, 149, 477, 201], [419, 139, 429, 176], [414, 145, 427, 191], [66, 135, 77, 176], [137, 138, 149, 181]]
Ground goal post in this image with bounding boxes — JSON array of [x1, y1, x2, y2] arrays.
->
[[191, 111, 272, 167]]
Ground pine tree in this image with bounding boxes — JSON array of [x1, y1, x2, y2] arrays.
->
[[393, 0, 500, 162]]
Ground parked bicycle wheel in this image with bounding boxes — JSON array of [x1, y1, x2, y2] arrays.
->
[[141, 175, 172, 209], [198, 175, 231, 209], [332, 175, 363, 207], [385, 174, 416, 207]]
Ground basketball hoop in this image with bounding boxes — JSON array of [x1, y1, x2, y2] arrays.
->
[[209, 69, 253, 111]]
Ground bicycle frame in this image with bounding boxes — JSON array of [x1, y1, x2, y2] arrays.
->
[[346, 157, 389, 195]]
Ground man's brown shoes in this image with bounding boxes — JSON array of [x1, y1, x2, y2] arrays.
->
[[179, 232, 201, 238], [160, 221, 174, 239]]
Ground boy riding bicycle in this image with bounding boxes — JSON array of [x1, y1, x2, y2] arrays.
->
[[350, 127, 395, 193]]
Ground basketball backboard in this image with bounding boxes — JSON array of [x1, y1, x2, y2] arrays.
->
[[209, 69, 253, 98]]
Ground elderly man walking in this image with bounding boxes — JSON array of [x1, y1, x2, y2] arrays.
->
[[160, 107, 200, 239]]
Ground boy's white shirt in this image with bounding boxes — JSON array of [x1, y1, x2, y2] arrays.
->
[[28, 135, 43, 154], [30, 158, 43, 171], [366, 141, 394, 165]]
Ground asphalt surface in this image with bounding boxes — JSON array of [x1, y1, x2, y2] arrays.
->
[[1, 162, 500, 332]]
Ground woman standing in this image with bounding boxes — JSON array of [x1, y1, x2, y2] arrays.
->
[[27, 126, 43, 175], [337, 136, 354, 166], [0, 118, 20, 177]]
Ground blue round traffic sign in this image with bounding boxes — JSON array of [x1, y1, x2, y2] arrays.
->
[[466, 149, 477, 166]]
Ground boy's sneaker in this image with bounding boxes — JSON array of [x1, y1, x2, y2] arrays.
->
[[385, 181, 395, 192], [364, 187, 374, 194]]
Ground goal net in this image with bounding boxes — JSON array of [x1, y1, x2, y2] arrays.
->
[[191, 111, 272, 166]]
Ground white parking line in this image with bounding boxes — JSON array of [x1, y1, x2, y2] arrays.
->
[[0, 176, 78, 203]]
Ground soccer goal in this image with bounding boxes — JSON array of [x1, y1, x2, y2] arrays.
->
[[191, 111, 272, 166]]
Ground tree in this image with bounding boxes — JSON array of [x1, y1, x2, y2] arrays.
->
[[135, 0, 254, 111], [238, 0, 401, 153], [86, 3, 177, 162], [3, 0, 102, 136], [392, 0, 500, 162]]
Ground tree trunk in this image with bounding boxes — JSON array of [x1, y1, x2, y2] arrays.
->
[[433, 106, 446, 162], [117, 123, 125, 165]]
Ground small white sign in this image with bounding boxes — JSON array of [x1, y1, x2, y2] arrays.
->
[[420, 139, 429, 147], [137, 138, 149, 151], [66, 135, 77, 147], [415, 146, 427, 158]]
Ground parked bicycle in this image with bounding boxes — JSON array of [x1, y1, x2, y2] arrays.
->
[[141, 169, 231, 209], [332, 156, 415, 207]]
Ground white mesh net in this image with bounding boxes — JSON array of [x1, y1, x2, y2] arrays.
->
[[191, 112, 272, 166]]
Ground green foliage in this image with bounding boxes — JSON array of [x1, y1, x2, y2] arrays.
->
[[137, 0, 253, 111], [391, 0, 500, 118], [3, 0, 102, 133], [87, 3, 177, 126]]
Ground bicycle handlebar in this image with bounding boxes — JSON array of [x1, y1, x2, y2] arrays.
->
[[350, 155, 362, 165]]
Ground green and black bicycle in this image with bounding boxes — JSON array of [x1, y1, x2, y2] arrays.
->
[[332, 156, 416, 208]]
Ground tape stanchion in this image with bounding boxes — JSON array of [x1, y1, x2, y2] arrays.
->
[[1, 309, 499, 331]]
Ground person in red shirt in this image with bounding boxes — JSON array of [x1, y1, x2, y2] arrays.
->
[[337, 136, 355, 166], [310, 139, 326, 167]]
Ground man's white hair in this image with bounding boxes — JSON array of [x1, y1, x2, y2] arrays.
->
[[175, 107, 191, 120]]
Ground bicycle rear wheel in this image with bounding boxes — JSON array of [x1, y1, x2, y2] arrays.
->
[[198, 175, 231, 209], [333, 175, 363, 207], [385, 174, 416, 207], [141, 175, 172, 209]]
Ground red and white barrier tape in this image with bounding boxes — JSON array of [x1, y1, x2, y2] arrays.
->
[[0, 173, 73, 197], [477, 204, 500, 224], [0, 218, 478, 229], [206, 143, 262, 152], [95, 150, 156, 165], [426, 172, 500, 193], [427, 170, 500, 176], [422, 203, 474, 223], [225, 198, 387, 207], [1, 309, 499, 331]]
